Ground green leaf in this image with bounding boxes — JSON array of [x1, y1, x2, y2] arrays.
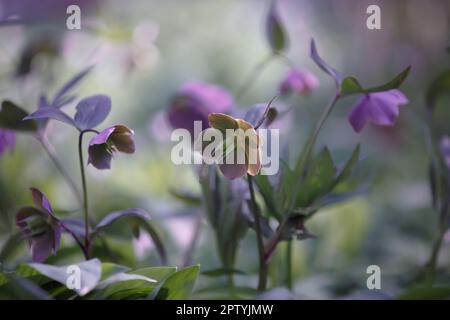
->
[[97, 266, 176, 300], [0, 100, 37, 131], [254, 174, 280, 219], [266, 1, 288, 52], [340, 66, 411, 96], [334, 144, 360, 186], [153, 265, 200, 300], [27, 258, 101, 296], [295, 147, 336, 207], [398, 285, 450, 300], [426, 69, 450, 111]]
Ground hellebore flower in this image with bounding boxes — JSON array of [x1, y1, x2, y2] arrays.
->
[[198, 113, 261, 180], [279, 69, 319, 96], [348, 89, 409, 133], [0, 129, 16, 156], [15, 188, 61, 262], [167, 82, 233, 137], [88, 125, 135, 170]]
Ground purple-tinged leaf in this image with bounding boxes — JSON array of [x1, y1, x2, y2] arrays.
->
[[92, 208, 151, 235], [24, 107, 76, 128], [74, 95, 111, 130], [52, 66, 94, 108], [310, 39, 342, 88]]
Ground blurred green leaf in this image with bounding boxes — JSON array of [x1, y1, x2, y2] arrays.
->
[[0, 100, 37, 131], [202, 268, 246, 277], [334, 144, 360, 186], [266, 1, 288, 52], [340, 66, 411, 96], [153, 265, 200, 300], [426, 69, 450, 111], [169, 189, 202, 207], [398, 285, 450, 300], [296, 147, 336, 207]]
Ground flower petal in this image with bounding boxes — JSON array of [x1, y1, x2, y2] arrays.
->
[[87, 144, 112, 170], [30, 187, 53, 215], [110, 125, 135, 154], [219, 163, 248, 180]]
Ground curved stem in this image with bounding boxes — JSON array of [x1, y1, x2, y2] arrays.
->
[[37, 135, 83, 203], [289, 93, 340, 213], [78, 130, 94, 258], [235, 54, 275, 101], [247, 174, 268, 292]]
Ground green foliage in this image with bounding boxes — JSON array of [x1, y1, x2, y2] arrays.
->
[[0, 101, 37, 131]]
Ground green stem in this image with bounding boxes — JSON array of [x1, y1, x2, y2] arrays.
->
[[286, 240, 293, 290], [247, 174, 268, 292], [235, 54, 275, 101], [78, 130, 96, 258], [288, 93, 340, 215], [425, 227, 445, 283]]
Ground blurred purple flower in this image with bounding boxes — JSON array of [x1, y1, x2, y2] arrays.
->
[[440, 136, 450, 169], [15, 188, 61, 262], [167, 82, 233, 137], [348, 89, 409, 133], [279, 69, 319, 96], [88, 125, 135, 170], [0, 129, 16, 156]]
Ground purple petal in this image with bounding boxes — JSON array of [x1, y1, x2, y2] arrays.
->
[[24, 107, 76, 128], [30, 232, 54, 262], [310, 39, 342, 86], [348, 89, 408, 133], [74, 95, 111, 130], [89, 127, 115, 146], [87, 144, 112, 170], [0, 129, 16, 156], [348, 95, 370, 133], [52, 66, 93, 107], [219, 163, 248, 180], [30, 188, 53, 215]]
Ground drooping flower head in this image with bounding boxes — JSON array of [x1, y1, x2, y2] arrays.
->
[[15, 188, 61, 262], [279, 69, 319, 96], [0, 129, 16, 156], [197, 113, 261, 180], [348, 89, 409, 133], [88, 125, 135, 170], [167, 82, 233, 137]]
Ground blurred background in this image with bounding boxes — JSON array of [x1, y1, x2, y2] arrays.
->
[[0, 0, 450, 299]]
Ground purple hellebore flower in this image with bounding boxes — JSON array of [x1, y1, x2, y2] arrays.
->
[[0, 129, 16, 156], [88, 125, 135, 170], [15, 188, 61, 262], [279, 69, 319, 96], [348, 89, 409, 133], [167, 82, 233, 137]]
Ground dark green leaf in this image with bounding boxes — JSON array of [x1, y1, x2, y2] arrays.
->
[[153, 265, 200, 300], [340, 66, 411, 96], [0, 101, 37, 131], [334, 144, 360, 185]]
